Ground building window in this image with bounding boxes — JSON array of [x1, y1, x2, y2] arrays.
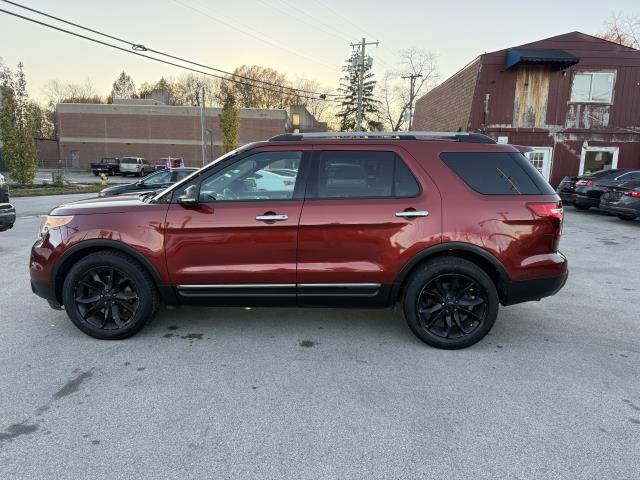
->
[[570, 72, 615, 103]]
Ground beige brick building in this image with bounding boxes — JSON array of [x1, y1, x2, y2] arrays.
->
[[55, 100, 324, 169]]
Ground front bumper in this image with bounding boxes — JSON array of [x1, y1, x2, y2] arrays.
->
[[31, 278, 62, 309], [599, 201, 640, 218], [0, 203, 16, 231]]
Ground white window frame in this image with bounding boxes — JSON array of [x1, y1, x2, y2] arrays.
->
[[579, 146, 619, 175], [570, 71, 616, 104]]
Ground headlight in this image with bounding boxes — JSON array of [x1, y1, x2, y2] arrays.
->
[[0, 173, 5, 182], [38, 215, 74, 239]]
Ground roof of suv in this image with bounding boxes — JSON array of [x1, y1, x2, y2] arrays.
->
[[269, 131, 497, 144]]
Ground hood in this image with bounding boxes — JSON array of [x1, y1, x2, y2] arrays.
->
[[50, 193, 151, 215]]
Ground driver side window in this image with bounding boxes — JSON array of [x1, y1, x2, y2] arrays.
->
[[198, 151, 302, 202]]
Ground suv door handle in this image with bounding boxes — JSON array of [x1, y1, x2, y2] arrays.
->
[[256, 214, 288, 222], [395, 210, 428, 218]]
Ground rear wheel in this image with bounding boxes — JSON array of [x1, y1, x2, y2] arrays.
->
[[617, 214, 637, 221], [402, 258, 498, 349], [62, 251, 159, 339]]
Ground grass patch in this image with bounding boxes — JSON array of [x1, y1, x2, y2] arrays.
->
[[11, 184, 103, 197]]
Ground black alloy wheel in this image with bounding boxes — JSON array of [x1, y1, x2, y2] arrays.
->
[[403, 258, 498, 349], [62, 250, 159, 339], [416, 273, 487, 340], [74, 266, 140, 330]]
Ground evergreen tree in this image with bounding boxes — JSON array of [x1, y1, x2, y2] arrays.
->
[[336, 53, 379, 131], [0, 62, 38, 184], [219, 94, 239, 154]]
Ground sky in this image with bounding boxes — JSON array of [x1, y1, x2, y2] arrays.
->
[[0, 0, 638, 103]]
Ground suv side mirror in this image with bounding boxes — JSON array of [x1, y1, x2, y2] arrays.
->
[[177, 184, 198, 207]]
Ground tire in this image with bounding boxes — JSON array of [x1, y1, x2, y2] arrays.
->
[[617, 214, 637, 221], [574, 204, 590, 210], [402, 257, 499, 349], [62, 250, 159, 340]]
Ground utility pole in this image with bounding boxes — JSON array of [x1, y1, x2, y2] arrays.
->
[[401, 73, 423, 130], [200, 87, 206, 166], [350, 38, 379, 131]]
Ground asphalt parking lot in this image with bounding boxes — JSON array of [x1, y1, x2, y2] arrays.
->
[[1, 196, 639, 479]]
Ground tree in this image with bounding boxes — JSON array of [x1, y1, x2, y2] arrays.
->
[[336, 53, 379, 131], [110, 71, 137, 101], [171, 73, 216, 106], [598, 12, 640, 49], [377, 48, 439, 131], [215, 65, 295, 109], [0, 62, 38, 184], [43, 78, 103, 105], [28, 101, 55, 139], [219, 94, 239, 154]]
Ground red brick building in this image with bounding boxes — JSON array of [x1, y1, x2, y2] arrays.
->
[[56, 100, 325, 169], [413, 32, 640, 185]]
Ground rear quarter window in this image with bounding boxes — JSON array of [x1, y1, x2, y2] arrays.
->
[[440, 152, 555, 195]]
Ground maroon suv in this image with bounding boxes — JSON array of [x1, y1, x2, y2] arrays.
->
[[30, 132, 567, 349]]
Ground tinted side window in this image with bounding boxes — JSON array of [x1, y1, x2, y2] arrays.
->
[[316, 151, 419, 199], [440, 152, 555, 195], [394, 157, 420, 197]]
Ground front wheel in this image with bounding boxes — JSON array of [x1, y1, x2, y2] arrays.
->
[[574, 204, 590, 210], [618, 214, 637, 221], [62, 251, 159, 339], [402, 258, 499, 349]]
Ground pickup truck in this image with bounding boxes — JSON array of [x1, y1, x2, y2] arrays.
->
[[0, 173, 16, 232], [91, 158, 121, 176]]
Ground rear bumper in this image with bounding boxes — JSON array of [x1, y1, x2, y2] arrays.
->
[[558, 192, 576, 204], [574, 194, 600, 208], [502, 270, 568, 306], [0, 203, 16, 231]]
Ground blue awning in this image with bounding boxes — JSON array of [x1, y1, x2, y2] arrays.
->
[[505, 48, 579, 70]]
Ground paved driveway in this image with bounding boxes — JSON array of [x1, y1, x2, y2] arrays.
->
[[0, 198, 638, 479]]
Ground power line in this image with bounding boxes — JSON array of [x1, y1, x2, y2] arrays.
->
[[170, 0, 341, 73], [0, 0, 339, 99], [0, 6, 341, 103]]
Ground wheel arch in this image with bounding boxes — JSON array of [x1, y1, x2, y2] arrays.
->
[[52, 240, 166, 305], [392, 242, 510, 305]]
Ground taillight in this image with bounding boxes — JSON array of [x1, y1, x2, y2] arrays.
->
[[283, 180, 294, 186], [527, 201, 563, 251], [576, 180, 593, 186], [623, 191, 640, 198]]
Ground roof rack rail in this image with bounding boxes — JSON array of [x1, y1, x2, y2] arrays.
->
[[269, 131, 496, 144]]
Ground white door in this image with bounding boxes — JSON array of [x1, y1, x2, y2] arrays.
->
[[525, 147, 552, 180]]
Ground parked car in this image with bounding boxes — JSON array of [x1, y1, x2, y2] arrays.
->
[[120, 157, 154, 177], [573, 169, 640, 210], [30, 131, 567, 349], [99, 168, 197, 197], [90, 157, 121, 176], [556, 175, 578, 205], [599, 179, 640, 221], [155, 158, 185, 171], [0, 173, 16, 232], [254, 169, 296, 192]]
